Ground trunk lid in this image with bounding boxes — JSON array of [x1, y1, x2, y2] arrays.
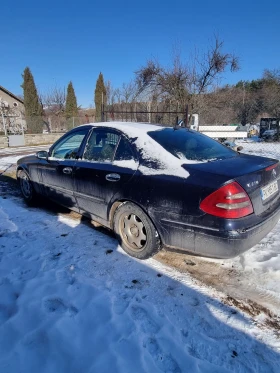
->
[[183, 153, 280, 216]]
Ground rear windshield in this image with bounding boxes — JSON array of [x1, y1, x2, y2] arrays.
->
[[147, 128, 236, 162]]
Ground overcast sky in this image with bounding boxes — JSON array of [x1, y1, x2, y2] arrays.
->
[[1, 0, 279, 107]]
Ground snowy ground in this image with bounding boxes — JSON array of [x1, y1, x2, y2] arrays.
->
[[0, 145, 50, 156], [0, 145, 50, 176], [236, 139, 280, 160], [0, 143, 280, 372], [1, 194, 280, 372]]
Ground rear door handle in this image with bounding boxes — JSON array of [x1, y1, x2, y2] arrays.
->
[[63, 167, 72, 175], [106, 173, 120, 182]]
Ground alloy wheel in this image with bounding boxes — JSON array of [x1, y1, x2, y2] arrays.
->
[[119, 213, 147, 252]]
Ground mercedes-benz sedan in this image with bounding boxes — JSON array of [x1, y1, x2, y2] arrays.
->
[[17, 122, 280, 259]]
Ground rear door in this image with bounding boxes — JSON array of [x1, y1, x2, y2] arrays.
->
[[74, 128, 138, 224], [39, 128, 90, 208]]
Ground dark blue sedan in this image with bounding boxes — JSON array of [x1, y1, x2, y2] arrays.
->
[[17, 122, 280, 259]]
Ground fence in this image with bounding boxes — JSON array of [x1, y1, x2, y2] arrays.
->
[[0, 115, 95, 135], [100, 105, 280, 160], [1, 110, 280, 162], [101, 103, 189, 126]]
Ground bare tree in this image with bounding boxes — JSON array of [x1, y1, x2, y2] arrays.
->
[[262, 69, 280, 117], [119, 81, 138, 104], [193, 38, 239, 95], [40, 86, 66, 131], [263, 68, 280, 84], [135, 56, 188, 104], [233, 88, 259, 125], [262, 84, 280, 118], [135, 36, 239, 119], [41, 85, 66, 114], [105, 81, 114, 105]]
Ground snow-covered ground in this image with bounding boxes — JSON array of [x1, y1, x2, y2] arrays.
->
[[236, 139, 280, 160], [0, 141, 280, 372], [0, 195, 280, 372], [0, 145, 50, 156], [0, 155, 26, 175]]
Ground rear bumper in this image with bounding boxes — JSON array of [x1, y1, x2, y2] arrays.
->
[[158, 208, 280, 259]]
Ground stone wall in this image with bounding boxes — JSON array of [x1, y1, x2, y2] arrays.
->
[[0, 136, 8, 148], [0, 133, 64, 148]]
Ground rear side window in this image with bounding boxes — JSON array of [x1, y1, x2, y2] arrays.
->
[[147, 128, 236, 161], [114, 137, 135, 161], [83, 129, 120, 162]]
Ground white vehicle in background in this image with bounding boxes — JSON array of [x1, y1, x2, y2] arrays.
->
[[177, 114, 199, 130], [179, 115, 246, 150], [189, 113, 199, 131]]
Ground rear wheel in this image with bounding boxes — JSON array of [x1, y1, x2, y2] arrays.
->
[[113, 202, 161, 259], [18, 169, 37, 205]]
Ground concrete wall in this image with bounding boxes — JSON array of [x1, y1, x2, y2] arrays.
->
[[0, 136, 8, 148], [0, 133, 64, 148], [24, 133, 64, 146]]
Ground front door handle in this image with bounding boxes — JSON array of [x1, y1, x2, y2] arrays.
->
[[105, 173, 121, 182], [63, 167, 72, 175]]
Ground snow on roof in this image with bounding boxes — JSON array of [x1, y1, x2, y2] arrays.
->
[[80, 122, 190, 177], [80, 121, 165, 133]]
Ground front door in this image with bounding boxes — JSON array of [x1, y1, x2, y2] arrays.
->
[[74, 128, 138, 224], [40, 128, 89, 208]]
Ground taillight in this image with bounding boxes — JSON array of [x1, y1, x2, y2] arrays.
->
[[200, 181, 253, 219], [265, 163, 278, 171]]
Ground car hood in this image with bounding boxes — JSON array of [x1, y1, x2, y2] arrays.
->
[[17, 154, 38, 164]]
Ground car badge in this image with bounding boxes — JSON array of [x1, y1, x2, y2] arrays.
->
[[272, 169, 277, 178]]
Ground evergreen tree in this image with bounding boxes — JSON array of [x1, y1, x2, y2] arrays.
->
[[21, 67, 43, 133], [65, 81, 78, 119], [94, 73, 107, 122]]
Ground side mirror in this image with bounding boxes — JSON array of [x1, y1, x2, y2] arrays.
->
[[237, 146, 243, 152], [36, 150, 49, 160]]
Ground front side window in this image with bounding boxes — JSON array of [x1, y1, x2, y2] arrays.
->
[[83, 129, 120, 162], [51, 129, 88, 159]]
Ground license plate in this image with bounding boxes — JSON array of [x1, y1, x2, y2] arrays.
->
[[261, 180, 279, 201]]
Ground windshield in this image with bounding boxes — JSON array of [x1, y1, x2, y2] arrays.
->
[[147, 128, 236, 162]]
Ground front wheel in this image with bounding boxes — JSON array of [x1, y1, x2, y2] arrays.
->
[[113, 202, 161, 259], [18, 169, 37, 205]]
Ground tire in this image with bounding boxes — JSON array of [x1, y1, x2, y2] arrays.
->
[[18, 169, 38, 205], [113, 202, 161, 259]]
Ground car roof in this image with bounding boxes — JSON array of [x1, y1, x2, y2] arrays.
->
[[76, 122, 191, 178], [78, 121, 168, 136]]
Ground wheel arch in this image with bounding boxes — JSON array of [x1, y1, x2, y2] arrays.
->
[[16, 165, 28, 179], [109, 199, 161, 243]]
